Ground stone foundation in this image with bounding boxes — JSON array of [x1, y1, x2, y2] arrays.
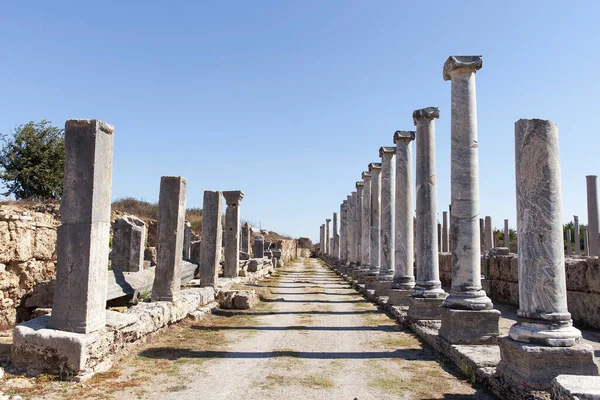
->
[[407, 296, 444, 320], [439, 307, 500, 344]]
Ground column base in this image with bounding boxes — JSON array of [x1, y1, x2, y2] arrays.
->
[[407, 295, 446, 321], [354, 267, 370, 283], [439, 307, 500, 344], [364, 273, 379, 290], [508, 318, 583, 347], [387, 288, 412, 307], [496, 336, 599, 391], [373, 279, 392, 297], [442, 290, 493, 310]]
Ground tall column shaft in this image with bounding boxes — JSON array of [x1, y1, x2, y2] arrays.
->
[[48, 119, 114, 334], [586, 175, 599, 257], [484, 216, 494, 250], [361, 173, 372, 266], [442, 211, 449, 252], [510, 118, 580, 346], [355, 183, 363, 264], [504, 219, 510, 250], [325, 219, 331, 256], [320, 224, 324, 255], [223, 191, 244, 278], [412, 108, 444, 297], [340, 201, 347, 262], [393, 131, 415, 288], [369, 163, 382, 271], [378, 147, 396, 279], [350, 192, 357, 263], [566, 229, 572, 256], [574, 216, 580, 255], [199, 191, 223, 287], [584, 228, 590, 256], [443, 55, 492, 309]]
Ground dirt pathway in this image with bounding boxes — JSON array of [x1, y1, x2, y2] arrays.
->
[[5, 258, 489, 399]]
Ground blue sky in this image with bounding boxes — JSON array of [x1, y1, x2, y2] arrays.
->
[[1, 1, 599, 241]]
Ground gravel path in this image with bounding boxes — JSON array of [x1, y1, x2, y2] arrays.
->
[[10, 258, 489, 399]]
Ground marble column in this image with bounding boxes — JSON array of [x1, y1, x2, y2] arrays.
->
[[437, 223, 442, 251], [319, 224, 325, 255], [566, 229, 572, 256], [497, 118, 598, 391], [361, 172, 372, 268], [440, 56, 497, 342], [340, 201, 348, 263], [442, 211, 449, 252], [223, 190, 244, 278], [389, 131, 415, 306], [574, 216, 580, 256], [368, 162, 382, 275], [504, 219, 510, 250], [199, 191, 223, 287], [584, 227, 590, 256], [347, 194, 355, 265], [408, 107, 446, 320], [376, 146, 396, 294], [325, 218, 331, 256], [484, 216, 494, 250], [331, 212, 338, 259], [586, 175, 599, 257], [479, 218, 485, 253], [355, 182, 364, 265], [48, 119, 114, 334]]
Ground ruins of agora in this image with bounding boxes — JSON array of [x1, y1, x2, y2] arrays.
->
[[0, 56, 599, 400]]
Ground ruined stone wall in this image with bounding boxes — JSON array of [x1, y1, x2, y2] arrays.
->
[[0, 205, 59, 327], [438, 251, 600, 330], [271, 239, 297, 263]]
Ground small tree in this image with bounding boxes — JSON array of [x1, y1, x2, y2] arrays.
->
[[0, 120, 65, 200]]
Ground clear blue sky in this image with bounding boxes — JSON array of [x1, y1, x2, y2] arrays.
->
[[1, 1, 599, 242]]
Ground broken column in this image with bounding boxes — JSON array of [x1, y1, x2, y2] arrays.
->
[[442, 211, 449, 252], [367, 163, 382, 280], [152, 176, 187, 301], [199, 191, 223, 287], [361, 172, 372, 269], [223, 191, 244, 278], [389, 131, 415, 306], [112, 215, 146, 272], [439, 56, 499, 342], [408, 108, 447, 320], [574, 216, 580, 255], [586, 175, 599, 257], [241, 223, 251, 254], [497, 118, 598, 391], [183, 221, 192, 259], [254, 234, 265, 259], [484, 216, 494, 250], [333, 212, 339, 259], [47, 119, 114, 333], [374, 146, 396, 295], [325, 218, 331, 256]]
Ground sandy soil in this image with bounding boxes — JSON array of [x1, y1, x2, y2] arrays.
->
[[3, 258, 491, 399]]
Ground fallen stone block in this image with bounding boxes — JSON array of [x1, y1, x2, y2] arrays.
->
[[551, 374, 600, 400]]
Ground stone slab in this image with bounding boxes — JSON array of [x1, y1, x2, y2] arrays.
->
[[407, 296, 444, 321], [551, 375, 600, 400], [439, 307, 501, 344]]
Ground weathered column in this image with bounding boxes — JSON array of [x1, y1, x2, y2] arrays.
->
[[325, 218, 331, 256], [355, 182, 363, 265], [340, 201, 348, 263], [504, 219, 510, 250], [484, 216, 494, 250], [586, 175, 599, 257], [350, 191, 358, 265], [440, 56, 498, 342], [241, 223, 251, 254], [584, 227, 590, 256], [442, 211, 449, 252], [254, 234, 265, 258], [152, 176, 187, 301], [112, 215, 146, 272], [199, 191, 223, 287], [368, 163, 382, 277], [361, 172, 372, 268], [479, 218, 485, 252], [375, 146, 396, 295], [223, 191, 244, 278], [408, 108, 447, 320], [332, 212, 339, 259], [566, 229, 572, 256], [347, 194, 355, 266], [437, 223, 442, 251], [497, 118, 598, 391], [183, 221, 192, 259], [389, 131, 415, 306], [48, 119, 114, 333], [574, 216, 580, 255]]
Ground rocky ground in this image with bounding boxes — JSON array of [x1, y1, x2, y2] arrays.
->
[[1, 258, 488, 399]]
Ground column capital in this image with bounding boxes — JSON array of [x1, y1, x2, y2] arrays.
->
[[326, 219, 331, 223], [412, 107, 440, 125], [443, 55, 482, 81], [379, 146, 396, 157], [362, 171, 372, 180], [394, 130, 415, 143], [368, 162, 382, 172], [223, 190, 244, 205], [356, 181, 364, 189]]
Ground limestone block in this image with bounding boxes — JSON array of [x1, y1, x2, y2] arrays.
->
[[566, 291, 600, 330], [439, 307, 500, 344], [190, 240, 201, 264], [0, 221, 12, 263], [490, 280, 519, 306], [551, 375, 600, 400], [407, 296, 445, 321], [112, 215, 146, 273], [219, 290, 257, 310], [565, 258, 590, 293], [585, 257, 600, 294], [33, 227, 57, 260], [24, 280, 56, 308], [10, 220, 33, 262]]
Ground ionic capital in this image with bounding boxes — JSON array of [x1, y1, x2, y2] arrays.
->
[[379, 146, 396, 157], [412, 107, 440, 125], [443, 55, 482, 81], [393, 130, 415, 143]]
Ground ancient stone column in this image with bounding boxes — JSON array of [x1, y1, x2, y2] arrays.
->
[[340, 201, 348, 263], [497, 118, 598, 391], [484, 216, 494, 250], [254, 234, 265, 258], [332, 212, 339, 259], [408, 108, 446, 320], [586, 175, 599, 257], [361, 172, 372, 269], [389, 131, 415, 306], [48, 119, 114, 334], [440, 56, 498, 341], [152, 176, 187, 301], [479, 218, 485, 252], [241, 223, 251, 254], [325, 218, 331, 256], [442, 211, 449, 252], [199, 191, 223, 287], [350, 191, 358, 265], [368, 163, 382, 274], [347, 194, 355, 265], [319, 224, 324, 255], [437, 223, 442, 251], [223, 191, 244, 278], [376, 146, 396, 294], [504, 219, 510, 250], [355, 182, 363, 265], [112, 215, 146, 272], [183, 221, 192, 259], [584, 227, 590, 256], [566, 229, 572, 256], [574, 216, 580, 256]]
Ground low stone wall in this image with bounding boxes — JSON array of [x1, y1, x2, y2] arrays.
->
[[439, 251, 600, 330]]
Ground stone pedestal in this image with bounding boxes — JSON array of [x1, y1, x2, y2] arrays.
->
[[439, 308, 500, 344], [199, 191, 223, 287], [387, 288, 411, 308], [407, 296, 444, 320], [223, 190, 244, 278], [48, 119, 114, 334], [254, 234, 265, 259], [112, 215, 146, 272], [496, 337, 598, 391]]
